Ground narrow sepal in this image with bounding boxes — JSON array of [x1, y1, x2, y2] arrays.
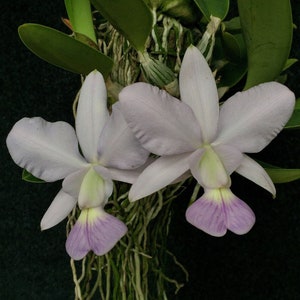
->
[[40, 190, 76, 230], [180, 45, 219, 142], [129, 153, 191, 201], [76, 70, 109, 162], [236, 155, 276, 196]]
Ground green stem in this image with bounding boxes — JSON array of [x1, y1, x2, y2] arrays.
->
[[105, 254, 111, 300]]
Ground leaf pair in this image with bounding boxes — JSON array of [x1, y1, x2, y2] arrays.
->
[[19, 0, 153, 76]]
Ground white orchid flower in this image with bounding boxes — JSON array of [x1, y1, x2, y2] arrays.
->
[[6, 70, 149, 259], [119, 45, 295, 237]]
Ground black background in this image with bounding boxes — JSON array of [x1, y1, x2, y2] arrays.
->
[[1, 1, 300, 299]]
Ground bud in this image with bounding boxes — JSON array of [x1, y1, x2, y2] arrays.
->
[[138, 51, 175, 88]]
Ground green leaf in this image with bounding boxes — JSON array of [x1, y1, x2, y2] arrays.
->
[[193, 0, 229, 21], [238, 0, 293, 89], [221, 31, 246, 63], [262, 163, 300, 184], [285, 98, 300, 129], [22, 169, 45, 183], [160, 0, 201, 25], [217, 62, 247, 88], [91, 0, 153, 51], [282, 58, 298, 71], [222, 17, 241, 33], [65, 0, 97, 44], [18, 23, 113, 77]]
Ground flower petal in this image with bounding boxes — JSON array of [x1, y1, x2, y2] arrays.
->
[[66, 207, 127, 260], [215, 82, 295, 153], [179, 45, 219, 142], [6, 117, 87, 182], [129, 153, 191, 201], [88, 209, 127, 257], [185, 190, 227, 237], [62, 168, 88, 198], [212, 144, 243, 175], [185, 188, 255, 236], [221, 189, 256, 235], [40, 190, 76, 230], [119, 82, 202, 155], [189, 147, 230, 189], [98, 157, 155, 184], [98, 103, 149, 169], [235, 155, 276, 196], [66, 213, 90, 260], [76, 70, 109, 162]]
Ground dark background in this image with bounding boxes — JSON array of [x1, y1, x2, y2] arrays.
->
[[1, 1, 299, 299]]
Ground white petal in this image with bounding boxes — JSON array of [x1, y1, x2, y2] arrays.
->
[[235, 155, 276, 196], [76, 70, 109, 162], [40, 190, 77, 230], [179, 45, 219, 142], [215, 82, 295, 153], [98, 157, 156, 184], [63, 168, 88, 198], [129, 153, 191, 201], [6, 117, 87, 182], [213, 144, 243, 175], [98, 103, 149, 169], [119, 82, 202, 155]]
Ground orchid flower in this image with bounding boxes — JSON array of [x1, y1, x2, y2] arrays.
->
[[6, 70, 149, 259], [119, 45, 295, 237]]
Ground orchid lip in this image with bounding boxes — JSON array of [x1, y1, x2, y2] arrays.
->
[[185, 188, 256, 237], [66, 207, 127, 260]]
